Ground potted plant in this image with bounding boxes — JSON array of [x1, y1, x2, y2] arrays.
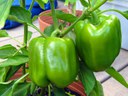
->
[[0, 0, 128, 96]]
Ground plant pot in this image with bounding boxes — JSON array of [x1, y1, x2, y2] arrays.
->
[[67, 81, 86, 96], [38, 9, 82, 32], [38, 9, 86, 96], [10, 68, 23, 80]]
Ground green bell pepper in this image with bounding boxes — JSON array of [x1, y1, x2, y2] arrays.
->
[[28, 37, 78, 88], [74, 15, 121, 72]]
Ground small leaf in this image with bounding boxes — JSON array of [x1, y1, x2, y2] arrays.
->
[[8, 6, 32, 24], [55, 10, 78, 23], [79, 62, 96, 95], [0, 44, 18, 59], [0, 30, 9, 37], [0, 0, 13, 29], [44, 25, 54, 36], [106, 67, 128, 88], [80, 0, 89, 7], [0, 55, 29, 67]]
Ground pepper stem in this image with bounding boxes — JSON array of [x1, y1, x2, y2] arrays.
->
[[20, 0, 27, 77]]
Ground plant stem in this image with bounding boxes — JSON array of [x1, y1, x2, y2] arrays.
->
[[20, 0, 25, 7], [60, 0, 107, 37], [98, 9, 124, 16], [29, 0, 35, 11], [20, 0, 27, 76], [88, 0, 107, 12], [48, 85, 51, 96], [12, 45, 26, 56], [24, 23, 28, 46], [49, 0, 58, 30], [72, 2, 76, 16], [9, 36, 23, 46], [29, 24, 47, 38], [23, 23, 28, 76], [60, 13, 85, 37], [88, 0, 91, 7]]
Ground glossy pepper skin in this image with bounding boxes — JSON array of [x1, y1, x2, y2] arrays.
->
[[28, 37, 78, 88], [74, 15, 121, 72]]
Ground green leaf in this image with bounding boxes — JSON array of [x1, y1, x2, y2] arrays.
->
[[0, 81, 14, 96], [89, 81, 104, 96], [20, 48, 28, 56], [0, 73, 29, 96], [43, 10, 78, 23], [54, 87, 66, 96], [0, 0, 13, 29], [55, 10, 78, 23], [44, 25, 54, 36], [11, 73, 29, 95], [106, 67, 128, 88], [0, 67, 10, 82], [27, 31, 33, 41], [5, 65, 21, 81], [0, 30, 9, 37], [0, 44, 18, 59], [0, 55, 29, 67], [36, 0, 48, 9], [79, 62, 96, 95], [13, 83, 30, 96], [8, 6, 32, 24], [80, 0, 89, 7]]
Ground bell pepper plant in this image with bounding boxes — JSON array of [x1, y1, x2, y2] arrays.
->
[[0, 0, 128, 96]]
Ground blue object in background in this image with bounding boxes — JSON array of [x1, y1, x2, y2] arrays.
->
[[3, 0, 58, 29]]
